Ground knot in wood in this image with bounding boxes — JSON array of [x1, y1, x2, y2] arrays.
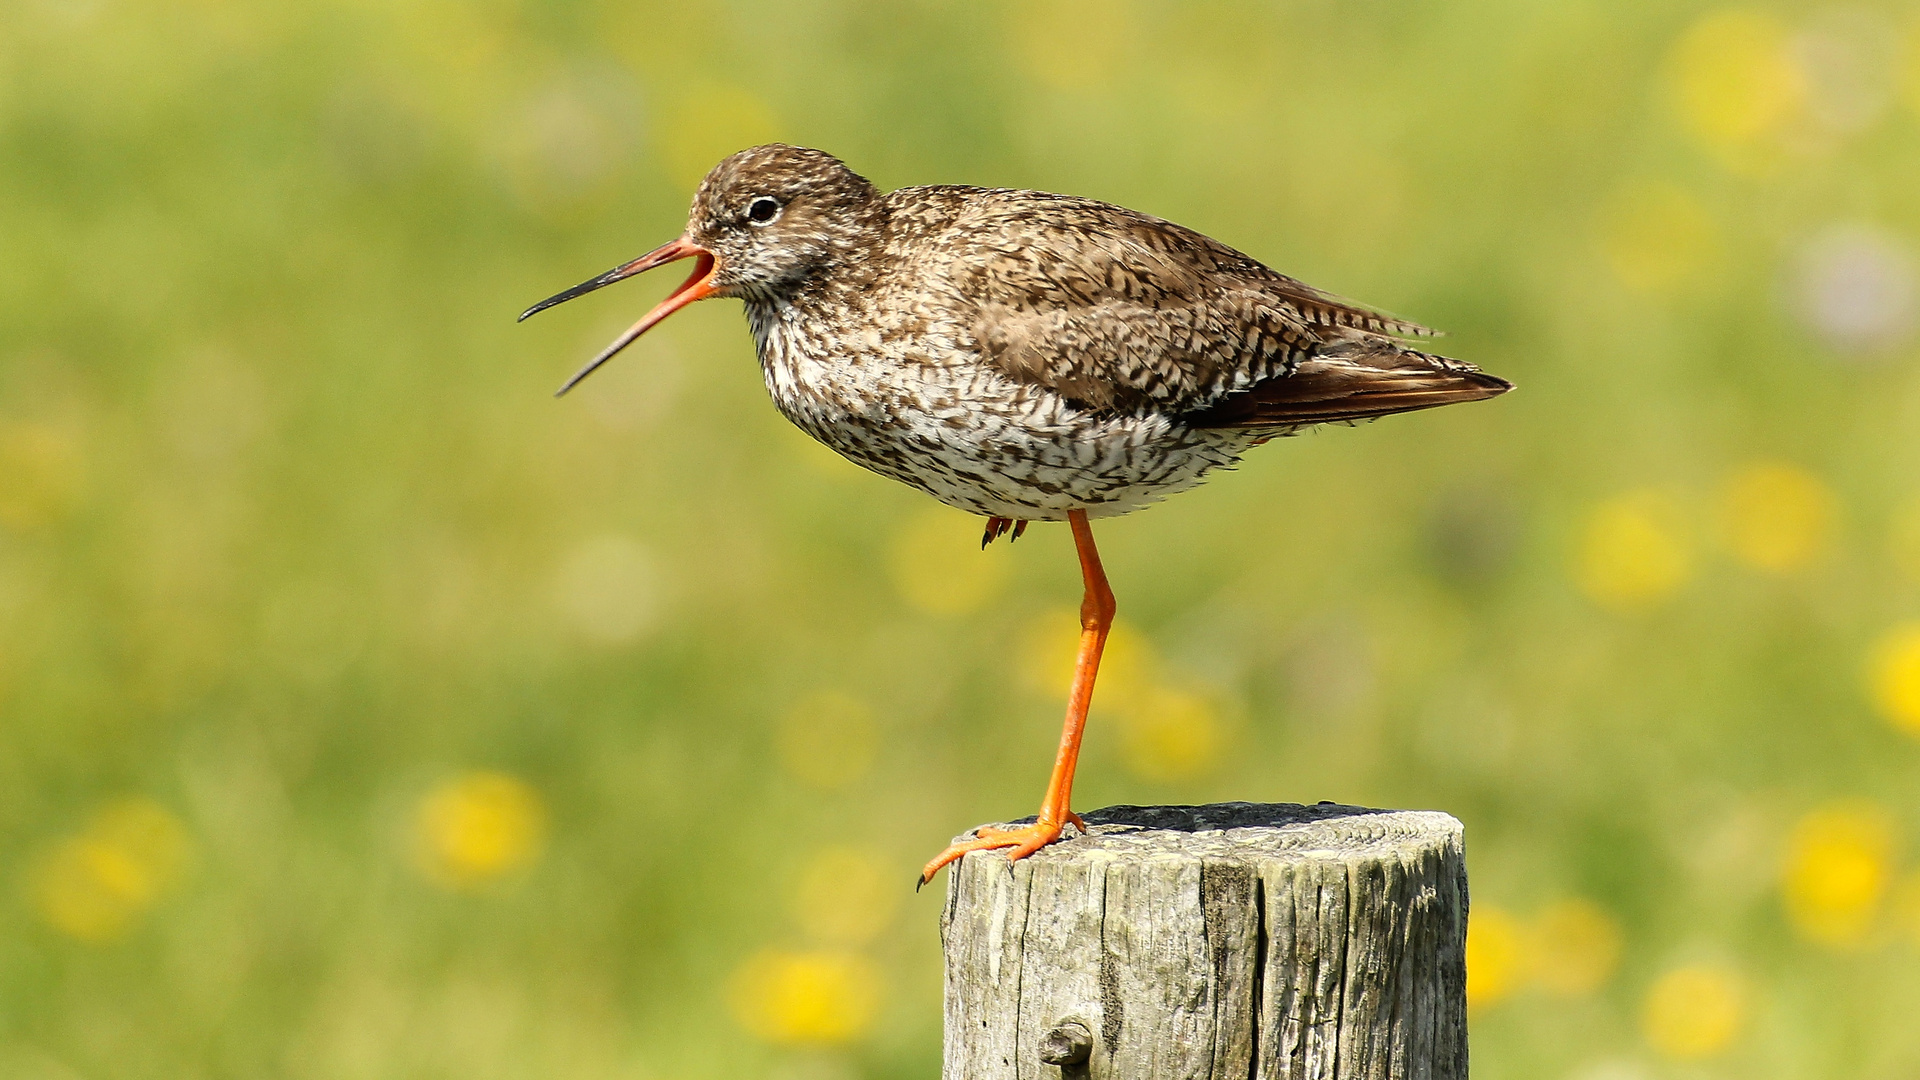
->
[[1037, 1020, 1092, 1067]]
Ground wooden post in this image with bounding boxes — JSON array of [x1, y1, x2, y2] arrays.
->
[[940, 802, 1467, 1080]]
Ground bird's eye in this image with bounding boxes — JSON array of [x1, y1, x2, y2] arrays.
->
[[747, 197, 781, 225]]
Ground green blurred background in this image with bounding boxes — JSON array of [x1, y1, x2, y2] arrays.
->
[[5, 1, 1920, 1077]]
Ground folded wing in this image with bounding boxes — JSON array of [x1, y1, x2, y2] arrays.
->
[[935, 189, 1509, 425]]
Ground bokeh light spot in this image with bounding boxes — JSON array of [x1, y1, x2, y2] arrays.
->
[[1021, 608, 1154, 702], [1869, 623, 1920, 736], [1531, 899, 1625, 996], [729, 949, 881, 1045], [1021, 610, 1217, 780], [0, 422, 84, 532], [1791, 8, 1901, 137], [1029, 607, 1221, 772], [1465, 898, 1624, 1009], [27, 798, 192, 943], [656, 86, 779, 190], [1719, 462, 1835, 574], [1781, 801, 1894, 948], [1600, 181, 1719, 293], [1466, 906, 1525, 1009], [1789, 224, 1918, 355], [1115, 684, 1223, 783], [1576, 490, 1692, 612], [1667, 10, 1804, 156], [551, 534, 660, 647], [414, 772, 548, 890], [794, 848, 898, 946], [1642, 964, 1745, 1060], [777, 690, 878, 790], [888, 506, 1007, 616]]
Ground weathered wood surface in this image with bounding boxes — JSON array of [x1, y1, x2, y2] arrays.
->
[[940, 802, 1466, 1080]]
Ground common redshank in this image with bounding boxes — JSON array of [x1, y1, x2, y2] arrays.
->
[[521, 144, 1511, 886]]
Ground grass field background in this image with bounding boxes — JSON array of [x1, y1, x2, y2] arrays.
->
[[4, 2, 1920, 1078]]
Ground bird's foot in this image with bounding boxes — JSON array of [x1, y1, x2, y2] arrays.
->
[[980, 516, 1031, 548], [917, 811, 1087, 889]]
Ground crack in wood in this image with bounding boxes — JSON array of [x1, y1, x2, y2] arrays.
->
[[1247, 874, 1266, 1080]]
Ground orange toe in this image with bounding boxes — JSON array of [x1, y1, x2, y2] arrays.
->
[[918, 818, 1070, 887]]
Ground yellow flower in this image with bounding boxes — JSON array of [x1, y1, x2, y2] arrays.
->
[[729, 949, 881, 1045], [1781, 801, 1895, 947], [1115, 684, 1224, 783], [794, 848, 898, 946], [1869, 623, 1920, 736], [777, 690, 878, 790], [1530, 899, 1625, 996], [415, 772, 548, 889], [1666, 10, 1804, 160], [27, 798, 192, 942], [0, 421, 84, 531], [1465, 906, 1526, 1009], [1575, 490, 1692, 611], [1600, 182, 1720, 293], [889, 506, 1007, 616], [1719, 463, 1836, 573], [1642, 964, 1745, 1060]]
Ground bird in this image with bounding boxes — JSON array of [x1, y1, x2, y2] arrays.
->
[[521, 143, 1511, 887]]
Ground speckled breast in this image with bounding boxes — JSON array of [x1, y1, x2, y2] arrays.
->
[[746, 300, 1254, 521]]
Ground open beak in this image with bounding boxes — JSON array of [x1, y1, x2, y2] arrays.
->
[[519, 237, 718, 397]]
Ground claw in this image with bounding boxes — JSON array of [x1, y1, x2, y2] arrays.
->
[[981, 516, 1012, 548], [980, 517, 1030, 548]]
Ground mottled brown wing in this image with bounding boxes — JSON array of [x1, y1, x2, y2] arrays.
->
[[936, 190, 1472, 418]]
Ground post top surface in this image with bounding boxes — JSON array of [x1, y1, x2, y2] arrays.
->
[[954, 801, 1462, 872]]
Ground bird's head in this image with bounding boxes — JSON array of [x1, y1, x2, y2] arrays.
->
[[521, 144, 880, 395], [688, 143, 881, 298]]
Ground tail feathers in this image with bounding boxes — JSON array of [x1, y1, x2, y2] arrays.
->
[[1184, 344, 1512, 430]]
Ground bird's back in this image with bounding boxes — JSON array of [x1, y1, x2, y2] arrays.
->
[[873, 184, 1510, 429]]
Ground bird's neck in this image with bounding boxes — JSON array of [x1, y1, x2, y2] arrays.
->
[[744, 291, 855, 434]]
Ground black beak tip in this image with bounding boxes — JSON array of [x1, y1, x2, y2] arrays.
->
[[518, 297, 560, 323]]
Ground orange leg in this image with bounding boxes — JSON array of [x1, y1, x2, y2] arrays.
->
[[920, 509, 1115, 887]]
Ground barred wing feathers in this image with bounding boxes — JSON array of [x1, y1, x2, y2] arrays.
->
[[913, 188, 1509, 425]]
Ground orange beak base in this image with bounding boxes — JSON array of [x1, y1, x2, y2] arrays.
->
[[519, 237, 718, 396]]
